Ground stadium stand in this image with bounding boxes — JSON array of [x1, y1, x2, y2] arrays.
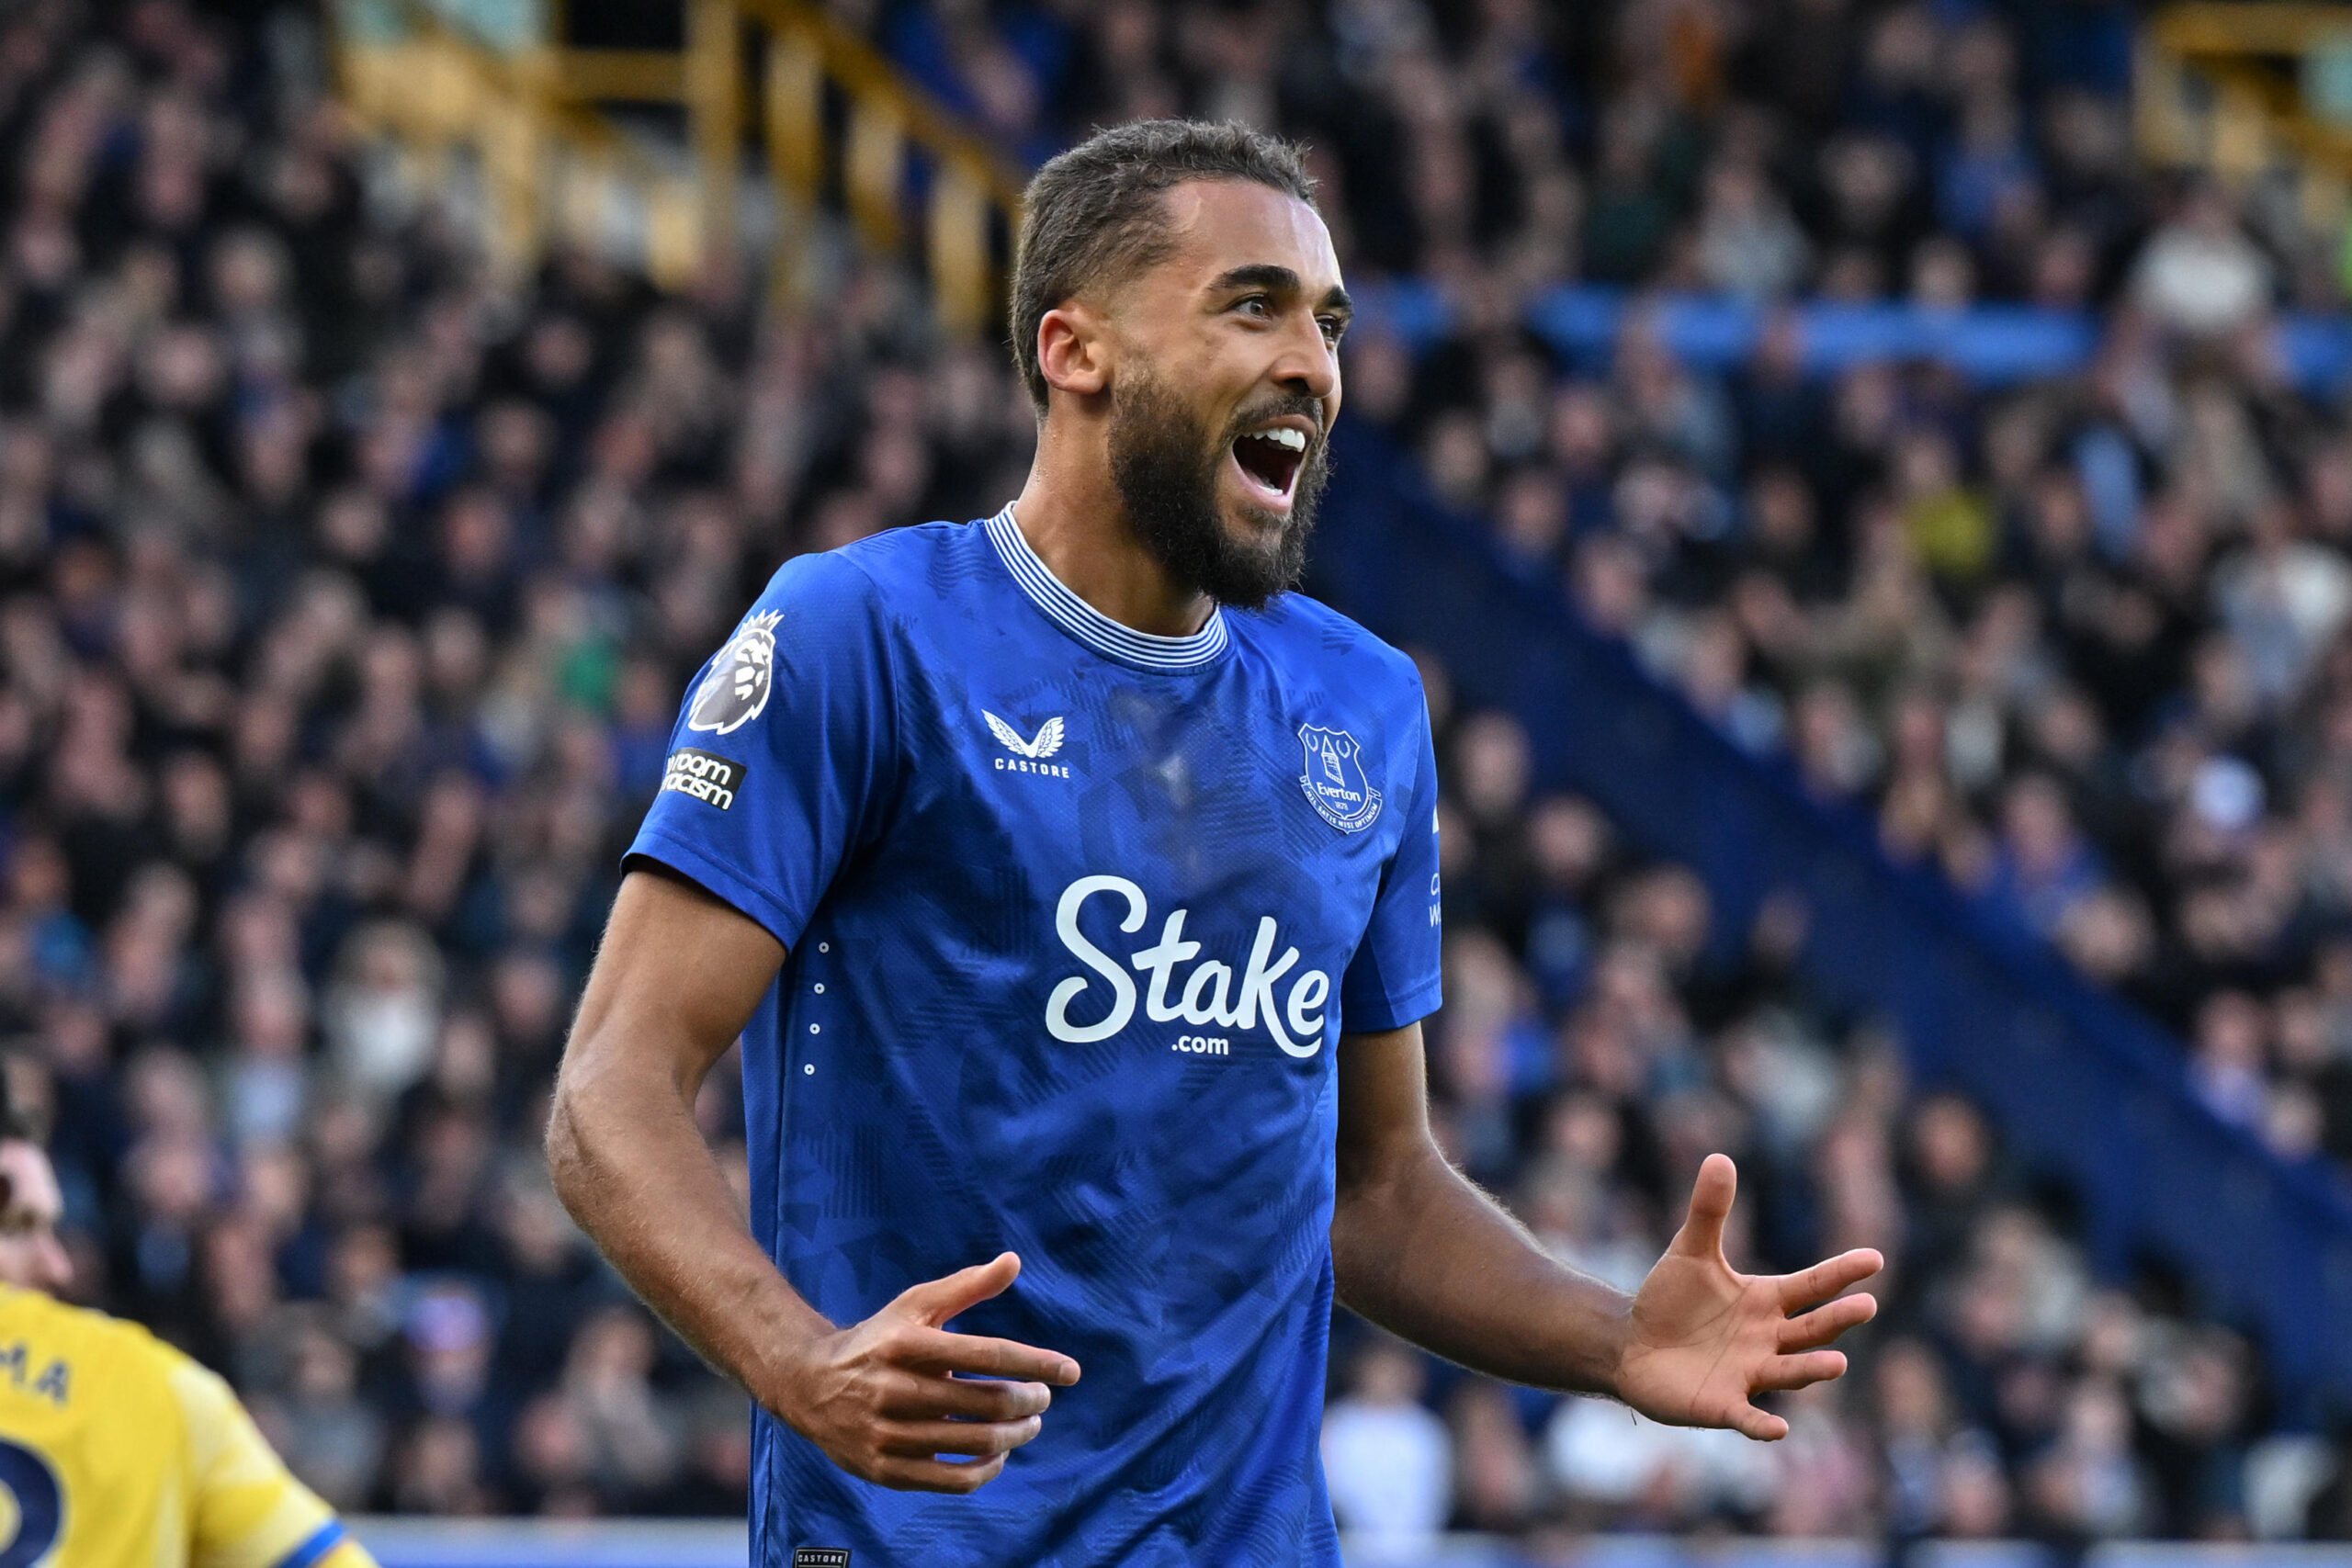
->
[[3, 0, 2352, 1550]]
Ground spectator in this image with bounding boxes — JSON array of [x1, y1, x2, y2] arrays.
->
[[1321, 1338, 1453, 1555], [2133, 184, 2275, 338], [259, 1306, 388, 1512], [1695, 161, 1811, 301]]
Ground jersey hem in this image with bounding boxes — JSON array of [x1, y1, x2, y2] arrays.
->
[[625, 830, 806, 953]]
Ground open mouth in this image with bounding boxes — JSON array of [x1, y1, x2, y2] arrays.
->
[[1229, 423, 1310, 508]]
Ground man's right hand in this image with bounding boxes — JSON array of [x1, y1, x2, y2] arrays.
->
[[769, 1251, 1082, 1494]]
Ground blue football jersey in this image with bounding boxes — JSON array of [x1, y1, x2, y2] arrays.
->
[[628, 507, 1444, 1566]]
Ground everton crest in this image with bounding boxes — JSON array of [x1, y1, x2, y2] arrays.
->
[[688, 611, 782, 735], [1298, 724, 1383, 833]]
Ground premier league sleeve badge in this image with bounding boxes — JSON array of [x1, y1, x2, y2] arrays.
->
[[687, 611, 783, 735]]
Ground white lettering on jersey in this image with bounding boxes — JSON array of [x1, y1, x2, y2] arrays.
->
[[1047, 877, 1329, 1057], [1046, 875, 1146, 1043]]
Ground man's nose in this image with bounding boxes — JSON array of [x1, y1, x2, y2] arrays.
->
[[1271, 325, 1338, 403]]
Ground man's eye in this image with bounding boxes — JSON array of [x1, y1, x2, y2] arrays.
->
[[1237, 297, 1271, 318], [1318, 318, 1343, 342]]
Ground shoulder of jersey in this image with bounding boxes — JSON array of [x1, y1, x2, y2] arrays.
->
[[0, 1288, 180, 1371], [780, 520, 977, 606], [827, 519, 969, 573], [1241, 592, 1420, 686]]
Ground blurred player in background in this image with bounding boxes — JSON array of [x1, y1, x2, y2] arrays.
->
[[551, 118, 1882, 1565], [0, 1097, 379, 1568]]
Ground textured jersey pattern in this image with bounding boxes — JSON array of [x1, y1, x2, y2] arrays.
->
[[629, 515, 1444, 1567]]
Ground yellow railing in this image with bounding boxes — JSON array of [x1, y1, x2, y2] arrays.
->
[[330, 0, 1026, 333], [2138, 5, 2352, 260]]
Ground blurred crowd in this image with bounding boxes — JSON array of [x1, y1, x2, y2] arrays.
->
[[1296, 0, 2352, 1192], [884, 0, 2352, 1182], [2, 0, 2351, 1544], [0, 0, 824, 1518]]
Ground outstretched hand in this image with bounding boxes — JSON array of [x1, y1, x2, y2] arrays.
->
[[1614, 1153, 1882, 1441]]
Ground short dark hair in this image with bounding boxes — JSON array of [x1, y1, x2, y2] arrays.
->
[[1008, 119, 1318, 410]]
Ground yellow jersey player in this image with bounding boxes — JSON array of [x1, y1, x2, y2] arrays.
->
[[0, 1129, 380, 1567]]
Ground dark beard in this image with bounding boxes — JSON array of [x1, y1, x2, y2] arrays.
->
[[1106, 370, 1329, 611]]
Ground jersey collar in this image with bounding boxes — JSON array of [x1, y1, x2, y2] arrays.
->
[[985, 505, 1230, 672]]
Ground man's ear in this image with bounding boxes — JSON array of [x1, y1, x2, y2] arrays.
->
[[1036, 303, 1111, 400]]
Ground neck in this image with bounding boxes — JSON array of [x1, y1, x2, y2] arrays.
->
[[1010, 414, 1214, 637]]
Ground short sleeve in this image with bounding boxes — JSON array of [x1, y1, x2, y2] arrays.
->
[[167, 1356, 363, 1568], [625, 552, 899, 953], [1339, 696, 1444, 1033]]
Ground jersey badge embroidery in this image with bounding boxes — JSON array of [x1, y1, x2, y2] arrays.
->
[[687, 612, 781, 735], [1298, 724, 1383, 832]]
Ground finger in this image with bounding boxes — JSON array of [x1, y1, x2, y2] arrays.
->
[[870, 1451, 1010, 1494], [1774, 1247, 1884, 1311], [876, 1415, 1043, 1460], [1753, 1349, 1847, 1393], [1779, 1292, 1877, 1351], [1726, 1401, 1789, 1441], [898, 1327, 1080, 1386], [891, 1252, 1023, 1327], [1668, 1153, 1737, 1261], [876, 1373, 1052, 1423]]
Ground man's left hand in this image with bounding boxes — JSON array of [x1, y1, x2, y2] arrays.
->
[[1613, 1152, 1883, 1440]]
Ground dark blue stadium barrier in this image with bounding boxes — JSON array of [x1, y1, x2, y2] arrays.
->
[[1308, 422, 2352, 1427], [1352, 280, 2352, 395]]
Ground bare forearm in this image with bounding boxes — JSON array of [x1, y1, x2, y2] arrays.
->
[[548, 1060, 829, 1400], [546, 874, 1074, 1497], [1331, 1145, 1629, 1394]]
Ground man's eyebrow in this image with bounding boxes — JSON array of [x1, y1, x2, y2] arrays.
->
[[1210, 265, 1354, 320], [1210, 264, 1304, 296]]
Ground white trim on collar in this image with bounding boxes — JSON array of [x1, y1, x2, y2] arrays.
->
[[984, 505, 1229, 671]]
